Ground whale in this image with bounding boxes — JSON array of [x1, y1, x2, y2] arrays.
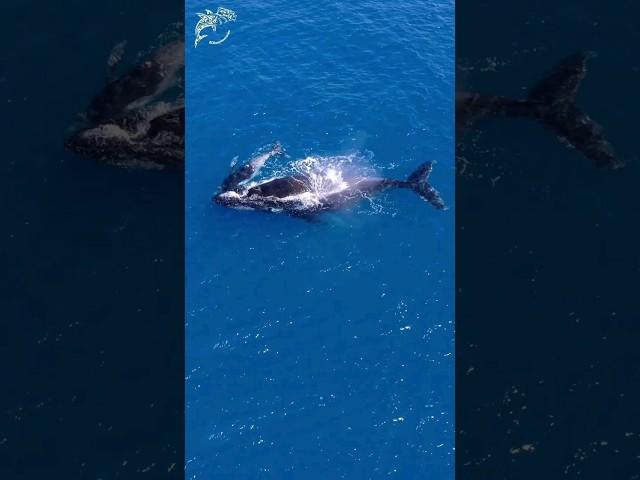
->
[[212, 145, 446, 218], [457, 51, 623, 169]]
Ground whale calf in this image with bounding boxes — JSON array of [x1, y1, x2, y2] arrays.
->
[[213, 145, 446, 218]]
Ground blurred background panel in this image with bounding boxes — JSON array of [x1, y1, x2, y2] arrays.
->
[[0, 1, 184, 478], [456, 2, 640, 479]]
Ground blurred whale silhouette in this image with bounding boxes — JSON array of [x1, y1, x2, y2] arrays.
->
[[65, 26, 184, 169], [66, 39, 622, 173], [457, 52, 623, 169]]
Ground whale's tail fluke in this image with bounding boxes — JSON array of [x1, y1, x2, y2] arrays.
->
[[457, 52, 623, 169], [407, 162, 446, 210]]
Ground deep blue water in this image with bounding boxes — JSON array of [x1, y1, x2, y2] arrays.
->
[[186, 1, 455, 478]]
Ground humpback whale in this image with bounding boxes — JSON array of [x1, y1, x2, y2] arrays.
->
[[457, 52, 623, 169], [213, 145, 446, 218]]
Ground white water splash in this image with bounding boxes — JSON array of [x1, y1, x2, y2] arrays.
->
[[243, 151, 391, 214]]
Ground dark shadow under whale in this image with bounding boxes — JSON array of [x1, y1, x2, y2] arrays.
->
[[457, 51, 623, 169]]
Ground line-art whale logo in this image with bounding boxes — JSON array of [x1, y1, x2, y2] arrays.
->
[[195, 7, 237, 47]]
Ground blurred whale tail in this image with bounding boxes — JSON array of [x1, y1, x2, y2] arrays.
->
[[457, 52, 623, 169]]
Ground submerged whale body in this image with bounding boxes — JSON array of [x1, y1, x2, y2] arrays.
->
[[457, 51, 623, 169], [213, 146, 446, 218]]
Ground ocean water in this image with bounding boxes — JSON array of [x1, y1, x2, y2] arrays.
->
[[186, 1, 455, 479]]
